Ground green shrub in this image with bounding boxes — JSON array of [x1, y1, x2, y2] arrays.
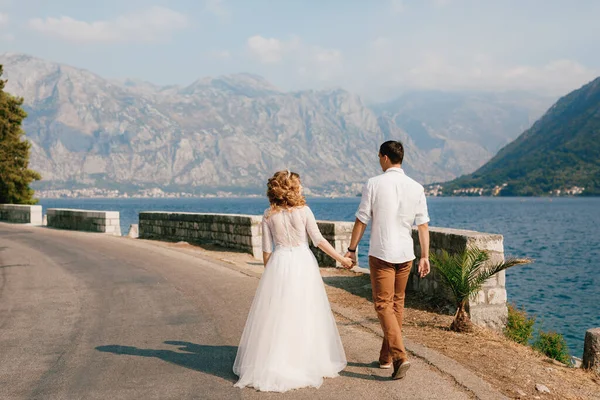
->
[[504, 304, 535, 345], [533, 331, 570, 364]]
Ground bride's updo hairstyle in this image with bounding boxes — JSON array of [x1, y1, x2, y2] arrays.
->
[[266, 170, 306, 214]]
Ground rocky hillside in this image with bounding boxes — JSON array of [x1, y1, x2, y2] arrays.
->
[[0, 53, 552, 194], [443, 77, 600, 196]]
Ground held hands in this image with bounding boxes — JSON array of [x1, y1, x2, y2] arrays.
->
[[418, 257, 430, 278], [340, 256, 354, 269], [340, 251, 357, 269]]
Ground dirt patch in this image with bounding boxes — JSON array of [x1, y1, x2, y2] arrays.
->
[[159, 241, 600, 400]]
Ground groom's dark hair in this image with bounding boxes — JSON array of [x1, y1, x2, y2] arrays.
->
[[379, 141, 404, 164]]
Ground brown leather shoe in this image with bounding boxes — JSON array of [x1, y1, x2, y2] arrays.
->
[[392, 359, 411, 380]]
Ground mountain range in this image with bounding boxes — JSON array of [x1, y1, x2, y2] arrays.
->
[[442, 76, 600, 196], [0, 53, 553, 195]]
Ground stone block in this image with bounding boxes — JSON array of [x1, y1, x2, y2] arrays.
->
[[482, 275, 498, 288], [30, 206, 43, 225], [412, 276, 420, 291], [583, 328, 600, 373], [104, 211, 119, 219], [469, 304, 508, 332], [46, 209, 120, 235], [127, 224, 139, 238], [469, 235, 504, 253], [0, 204, 43, 225], [486, 251, 505, 265], [471, 290, 486, 305], [497, 270, 506, 287], [486, 288, 507, 305], [420, 279, 430, 295]]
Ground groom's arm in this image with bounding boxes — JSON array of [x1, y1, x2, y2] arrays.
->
[[344, 180, 372, 266], [417, 223, 430, 278], [415, 189, 431, 277], [345, 219, 367, 264]]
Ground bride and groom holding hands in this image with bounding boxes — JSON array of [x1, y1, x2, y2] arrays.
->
[[233, 140, 431, 392]]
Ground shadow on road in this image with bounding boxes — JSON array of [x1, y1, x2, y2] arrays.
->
[[341, 360, 391, 381], [96, 341, 238, 382], [0, 264, 31, 269]]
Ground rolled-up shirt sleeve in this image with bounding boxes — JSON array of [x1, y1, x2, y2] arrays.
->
[[261, 213, 274, 253], [414, 190, 430, 226], [305, 207, 326, 247], [355, 180, 373, 225]]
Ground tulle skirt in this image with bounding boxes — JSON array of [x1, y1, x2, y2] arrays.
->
[[233, 244, 347, 392]]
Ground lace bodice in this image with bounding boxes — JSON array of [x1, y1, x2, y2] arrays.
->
[[261, 206, 326, 252]]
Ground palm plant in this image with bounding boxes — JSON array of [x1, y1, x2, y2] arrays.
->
[[430, 248, 532, 333]]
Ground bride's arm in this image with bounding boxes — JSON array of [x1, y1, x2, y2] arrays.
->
[[262, 212, 273, 267], [263, 251, 271, 266], [316, 240, 351, 266], [305, 207, 353, 268]]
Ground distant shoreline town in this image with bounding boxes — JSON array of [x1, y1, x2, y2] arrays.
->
[[35, 187, 262, 200], [424, 184, 587, 197], [35, 184, 590, 200]]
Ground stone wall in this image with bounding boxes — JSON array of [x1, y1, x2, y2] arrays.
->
[[138, 212, 354, 268], [47, 209, 121, 236], [139, 212, 263, 258], [0, 204, 43, 225], [411, 227, 507, 331]]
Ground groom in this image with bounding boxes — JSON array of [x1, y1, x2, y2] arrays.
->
[[344, 140, 430, 380]]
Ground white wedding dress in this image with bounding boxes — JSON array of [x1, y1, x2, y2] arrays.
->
[[233, 206, 347, 392]]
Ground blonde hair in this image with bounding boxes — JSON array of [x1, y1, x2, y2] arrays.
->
[[266, 170, 306, 214]]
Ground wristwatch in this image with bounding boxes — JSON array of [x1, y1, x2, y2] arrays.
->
[[347, 247, 356, 253]]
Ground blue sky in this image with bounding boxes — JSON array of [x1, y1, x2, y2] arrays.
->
[[1, 0, 599, 100]]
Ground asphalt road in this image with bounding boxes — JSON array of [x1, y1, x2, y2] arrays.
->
[[0, 223, 471, 400]]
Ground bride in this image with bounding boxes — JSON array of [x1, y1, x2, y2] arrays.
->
[[233, 170, 353, 392]]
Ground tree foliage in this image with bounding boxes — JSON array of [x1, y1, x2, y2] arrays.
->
[[0, 65, 41, 204]]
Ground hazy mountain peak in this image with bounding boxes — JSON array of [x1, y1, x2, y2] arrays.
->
[[180, 73, 281, 98]]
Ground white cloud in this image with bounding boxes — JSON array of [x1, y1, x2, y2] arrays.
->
[[246, 35, 344, 83], [205, 0, 230, 20], [28, 6, 188, 44], [361, 38, 598, 97], [0, 13, 8, 28], [247, 35, 288, 63], [497, 60, 597, 93]]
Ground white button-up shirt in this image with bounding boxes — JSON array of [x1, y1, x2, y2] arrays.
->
[[355, 167, 430, 264]]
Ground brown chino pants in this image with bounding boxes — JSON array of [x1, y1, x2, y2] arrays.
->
[[369, 256, 412, 364]]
